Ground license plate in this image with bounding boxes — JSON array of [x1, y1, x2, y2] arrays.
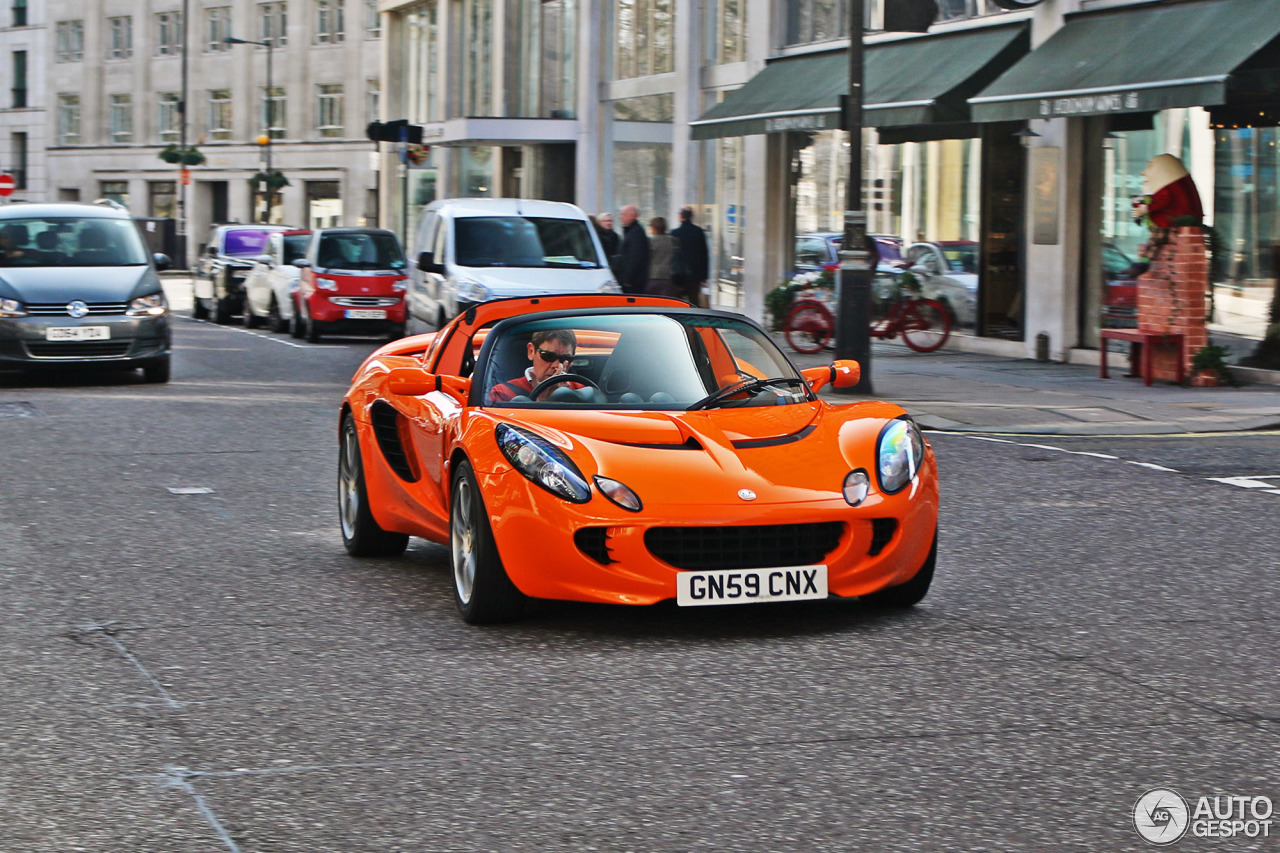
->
[[676, 565, 827, 607], [344, 309, 387, 319], [45, 326, 111, 341]]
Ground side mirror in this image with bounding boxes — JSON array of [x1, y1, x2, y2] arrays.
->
[[292, 258, 312, 268], [153, 253, 172, 271], [256, 254, 273, 266], [418, 251, 444, 274], [802, 359, 861, 392], [207, 245, 218, 256], [387, 367, 470, 402]]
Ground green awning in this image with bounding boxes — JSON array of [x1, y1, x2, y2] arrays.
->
[[969, 0, 1280, 123], [690, 23, 1028, 140]]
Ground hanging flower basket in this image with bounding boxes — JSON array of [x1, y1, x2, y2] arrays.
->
[[250, 170, 290, 191], [159, 145, 205, 166]]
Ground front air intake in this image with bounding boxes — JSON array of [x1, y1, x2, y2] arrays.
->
[[645, 522, 843, 571]]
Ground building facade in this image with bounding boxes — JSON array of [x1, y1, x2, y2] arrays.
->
[[376, 0, 1279, 359], [1, 0, 47, 201], [40, 0, 384, 266]]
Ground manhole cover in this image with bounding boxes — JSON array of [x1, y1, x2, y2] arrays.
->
[[0, 402, 40, 418]]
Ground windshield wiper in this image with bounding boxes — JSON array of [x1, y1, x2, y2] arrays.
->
[[688, 377, 808, 411]]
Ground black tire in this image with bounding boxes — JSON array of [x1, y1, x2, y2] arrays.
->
[[450, 460, 524, 624], [338, 414, 410, 558], [305, 312, 321, 343], [141, 356, 171, 384], [214, 297, 233, 325], [243, 300, 261, 328], [387, 322, 406, 342], [193, 297, 209, 320], [269, 296, 289, 333], [290, 300, 305, 339], [861, 531, 937, 608]]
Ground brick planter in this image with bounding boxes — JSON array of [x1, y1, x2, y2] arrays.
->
[[1136, 227, 1208, 383]]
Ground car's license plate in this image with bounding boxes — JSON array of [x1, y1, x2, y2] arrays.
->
[[676, 565, 827, 607], [344, 309, 387, 319], [45, 326, 111, 341]]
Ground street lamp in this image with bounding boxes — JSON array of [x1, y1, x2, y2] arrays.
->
[[224, 35, 276, 223]]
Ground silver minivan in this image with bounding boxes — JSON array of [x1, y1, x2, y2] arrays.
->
[[0, 203, 172, 382], [406, 198, 620, 332]]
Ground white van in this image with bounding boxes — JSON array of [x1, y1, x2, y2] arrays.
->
[[406, 198, 620, 331]]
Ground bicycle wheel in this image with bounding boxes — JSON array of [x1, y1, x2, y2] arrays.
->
[[900, 298, 952, 353], [785, 300, 835, 354]]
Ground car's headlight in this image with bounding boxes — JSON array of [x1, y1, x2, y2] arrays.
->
[[0, 298, 26, 318], [316, 277, 338, 291], [456, 279, 491, 303], [876, 417, 924, 495], [597, 280, 622, 294], [126, 292, 167, 316], [392, 278, 408, 292], [495, 423, 591, 503]]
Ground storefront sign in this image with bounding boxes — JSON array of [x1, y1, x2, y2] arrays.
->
[[1039, 91, 1140, 117], [1031, 147, 1060, 245], [763, 113, 839, 133]]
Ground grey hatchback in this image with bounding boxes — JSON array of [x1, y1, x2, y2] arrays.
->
[[0, 202, 172, 382]]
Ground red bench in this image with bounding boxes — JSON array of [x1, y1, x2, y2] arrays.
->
[[1099, 329, 1184, 386]]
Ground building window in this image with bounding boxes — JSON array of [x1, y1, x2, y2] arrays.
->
[[56, 21, 85, 61], [463, 0, 493, 115], [12, 0, 27, 27], [316, 84, 344, 138], [57, 95, 81, 145], [709, 0, 746, 65], [100, 181, 130, 209], [209, 90, 233, 140], [405, 2, 442, 124], [316, 0, 345, 44], [150, 181, 177, 219], [108, 17, 134, 59], [260, 2, 287, 47], [614, 0, 673, 79], [11, 132, 27, 188], [783, 0, 845, 46], [516, 0, 576, 117], [263, 86, 286, 139], [933, 0, 1006, 24], [156, 11, 184, 55], [365, 0, 381, 37], [110, 95, 134, 144], [366, 79, 380, 124], [158, 93, 182, 143], [206, 7, 232, 51], [11, 51, 26, 108]]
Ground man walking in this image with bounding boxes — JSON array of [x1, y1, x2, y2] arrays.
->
[[671, 205, 710, 306], [615, 204, 650, 295]]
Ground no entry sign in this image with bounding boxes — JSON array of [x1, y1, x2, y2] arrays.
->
[[0, 174, 14, 197]]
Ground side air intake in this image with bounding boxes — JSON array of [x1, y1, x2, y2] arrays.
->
[[369, 401, 419, 482]]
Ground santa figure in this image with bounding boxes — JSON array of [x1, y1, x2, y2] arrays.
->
[[1133, 154, 1203, 228]]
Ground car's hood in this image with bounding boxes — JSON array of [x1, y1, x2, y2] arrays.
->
[[495, 401, 909, 505], [0, 266, 156, 302], [459, 266, 611, 295]]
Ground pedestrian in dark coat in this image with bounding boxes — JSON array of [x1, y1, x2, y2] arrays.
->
[[671, 205, 710, 305], [646, 216, 681, 298], [615, 204, 650, 294], [594, 212, 621, 264]]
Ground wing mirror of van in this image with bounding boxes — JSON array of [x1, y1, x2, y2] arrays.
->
[[418, 251, 444, 274], [153, 253, 172, 271], [256, 254, 273, 266], [292, 258, 312, 269]]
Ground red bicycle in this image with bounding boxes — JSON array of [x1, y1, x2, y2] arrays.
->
[[784, 292, 952, 354]]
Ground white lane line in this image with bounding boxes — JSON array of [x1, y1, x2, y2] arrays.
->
[[156, 767, 244, 853], [177, 315, 356, 349], [1127, 461, 1178, 472], [1205, 476, 1280, 489]]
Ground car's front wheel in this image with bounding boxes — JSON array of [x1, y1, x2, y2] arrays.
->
[[141, 356, 171, 384], [269, 296, 289, 333], [860, 531, 936, 608], [339, 414, 409, 558], [450, 459, 524, 624]]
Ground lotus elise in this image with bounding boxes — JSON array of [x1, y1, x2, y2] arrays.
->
[[339, 294, 938, 623]]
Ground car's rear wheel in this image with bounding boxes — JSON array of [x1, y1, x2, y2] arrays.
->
[[243, 300, 260, 328], [214, 296, 233, 325], [860, 531, 936, 608], [290, 300, 305, 339], [193, 297, 209, 320], [141, 356, 171, 384], [339, 414, 409, 558], [269, 296, 289, 333], [305, 312, 322, 343], [451, 459, 524, 624]]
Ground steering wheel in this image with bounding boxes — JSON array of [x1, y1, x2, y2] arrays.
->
[[529, 372, 601, 401]]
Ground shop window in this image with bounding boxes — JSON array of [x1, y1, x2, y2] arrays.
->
[[150, 181, 177, 219], [306, 180, 343, 228], [100, 181, 130, 209]]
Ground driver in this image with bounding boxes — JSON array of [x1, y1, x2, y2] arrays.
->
[[488, 329, 581, 403]]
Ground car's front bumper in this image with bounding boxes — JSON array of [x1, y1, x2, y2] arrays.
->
[[0, 314, 171, 367]]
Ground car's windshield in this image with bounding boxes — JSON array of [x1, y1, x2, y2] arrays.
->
[[455, 216, 600, 269], [316, 232, 406, 270], [940, 244, 978, 274], [282, 234, 310, 264], [0, 217, 149, 267], [480, 313, 806, 410], [223, 229, 275, 257]]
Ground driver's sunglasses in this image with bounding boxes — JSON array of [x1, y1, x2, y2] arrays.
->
[[536, 348, 576, 365]]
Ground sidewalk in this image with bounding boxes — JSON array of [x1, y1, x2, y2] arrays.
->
[[784, 337, 1280, 436]]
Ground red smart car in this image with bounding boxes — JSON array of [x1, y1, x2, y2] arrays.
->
[[293, 227, 408, 342]]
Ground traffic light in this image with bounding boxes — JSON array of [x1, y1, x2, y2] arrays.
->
[[883, 0, 936, 32]]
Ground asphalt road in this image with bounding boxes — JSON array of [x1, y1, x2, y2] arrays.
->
[[2, 315, 1278, 852]]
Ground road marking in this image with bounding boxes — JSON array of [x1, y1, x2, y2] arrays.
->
[[177, 315, 359, 349], [1127, 461, 1178, 472], [1206, 475, 1280, 490]]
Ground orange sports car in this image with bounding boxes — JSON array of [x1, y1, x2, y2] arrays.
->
[[339, 294, 938, 623]]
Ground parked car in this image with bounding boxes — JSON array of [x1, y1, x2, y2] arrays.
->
[[242, 229, 312, 333], [406, 198, 619, 332], [194, 224, 293, 324], [1102, 242, 1139, 328], [292, 227, 408, 343], [338, 293, 939, 624], [794, 231, 904, 275], [904, 240, 979, 328], [0, 202, 172, 382]]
